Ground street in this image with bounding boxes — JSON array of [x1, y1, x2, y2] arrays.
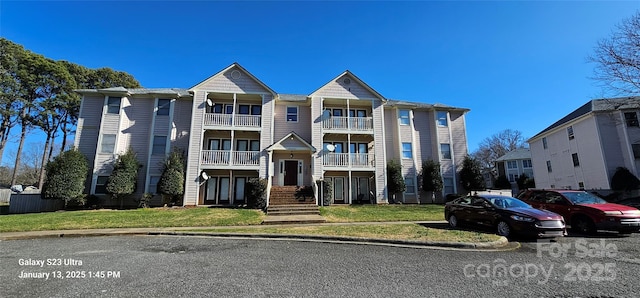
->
[[1, 233, 639, 297]]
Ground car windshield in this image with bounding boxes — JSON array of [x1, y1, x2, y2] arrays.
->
[[561, 192, 607, 204], [486, 196, 531, 209]]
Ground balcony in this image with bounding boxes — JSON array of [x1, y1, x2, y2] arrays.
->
[[322, 153, 375, 169], [322, 117, 373, 133], [203, 113, 261, 130], [201, 150, 260, 168]]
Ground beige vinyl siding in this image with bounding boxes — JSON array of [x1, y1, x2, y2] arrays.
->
[[76, 95, 104, 192], [273, 103, 312, 142], [259, 94, 274, 178], [383, 107, 398, 160], [413, 110, 434, 166], [197, 66, 270, 94], [184, 91, 206, 205], [311, 97, 324, 179], [450, 111, 468, 163], [313, 75, 377, 99], [372, 99, 387, 202], [171, 98, 193, 151]]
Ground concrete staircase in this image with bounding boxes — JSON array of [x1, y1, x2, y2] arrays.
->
[[262, 185, 326, 225]]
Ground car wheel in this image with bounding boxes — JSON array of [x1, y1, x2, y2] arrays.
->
[[448, 214, 458, 228], [572, 216, 596, 235], [497, 221, 511, 237]]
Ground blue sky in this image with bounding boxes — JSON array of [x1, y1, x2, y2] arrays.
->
[[1, 1, 639, 166]]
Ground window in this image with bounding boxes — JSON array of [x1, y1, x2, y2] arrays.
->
[[522, 159, 532, 168], [399, 110, 410, 125], [349, 109, 366, 117], [148, 176, 161, 194], [578, 182, 585, 189], [443, 177, 454, 194], [287, 106, 298, 122], [238, 105, 250, 115], [572, 153, 580, 167], [507, 160, 518, 169], [633, 144, 640, 159], [625, 112, 639, 127], [402, 143, 413, 158], [100, 134, 116, 153], [249, 140, 260, 151], [211, 103, 224, 114], [95, 176, 109, 194], [437, 111, 448, 126], [157, 99, 170, 116], [405, 177, 415, 194], [152, 136, 167, 155], [546, 160, 552, 172], [567, 126, 574, 140], [440, 143, 451, 159], [106, 97, 121, 114], [542, 137, 548, 149], [251, 105, 262, 115], [509, 174, 519, 182]]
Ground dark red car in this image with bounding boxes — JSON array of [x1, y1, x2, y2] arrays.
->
[[518, 190, 640, 234], [444, 194, 566, 238]]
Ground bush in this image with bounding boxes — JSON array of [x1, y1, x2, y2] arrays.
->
[[494, 175, 511, 189], [41, 148, 89, 207], [158, 148, 185, 205], [246, 178, 267, 210], [459, 155, 485, 192], [85, 195, 102, 209], [611, 167, 640, 191], [387, 160, 405, 202], [516, 174, 536, 190], [106, 148, 142, 208], [322, 179, 333, 206], [137, 193, 152, 208]]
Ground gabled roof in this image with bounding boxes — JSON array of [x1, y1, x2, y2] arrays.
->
[[529, 96, 640, 141], [386, 99, 470, 112], [308, 70, 386, 101], [496, 148, 531, 161], [189, 62, 276, 95], [266, 131, 316, 152]]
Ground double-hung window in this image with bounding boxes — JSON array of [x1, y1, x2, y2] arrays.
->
[[399, 110, 410, 125], [157, 99, 170, 116], [107, 97, 121, 114], [287, 106, 298, 122], [440, 143, 451, 159], [100, 134, 116, 153], [402, 143, 413, 158]]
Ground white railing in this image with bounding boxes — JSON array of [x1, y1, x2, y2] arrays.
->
[[322, 117, 373, 131], [322, 153, 374, 168], [203, 113, 261, 128], [201, 150, 260, 166]]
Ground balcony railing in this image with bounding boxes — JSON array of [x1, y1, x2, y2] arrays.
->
[[204, 113, 261, 128], [322, 117, 373, 131], [322, 153, 375, 168], [201, 150, 260, 166]]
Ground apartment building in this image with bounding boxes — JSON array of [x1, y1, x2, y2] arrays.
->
[[528, 97, 640, 190], [74, 63, 469, 205], [495, 148, 534, 183]]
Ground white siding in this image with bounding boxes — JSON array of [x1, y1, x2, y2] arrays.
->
[[197, 66, 270, 94], [184, 91, 206, 205], [313, 75, 377, 99], [273, 102, 312, 142]]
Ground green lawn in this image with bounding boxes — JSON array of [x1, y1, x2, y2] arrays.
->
[[320, 204, 445, 222], [0, 207, 264, 233], [192, 223, 500, 243]]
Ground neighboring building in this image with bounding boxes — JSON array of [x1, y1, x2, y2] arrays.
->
[[495, 148, 533, 183], [74, 63, 469, 205], [528, 97, 640, 190]]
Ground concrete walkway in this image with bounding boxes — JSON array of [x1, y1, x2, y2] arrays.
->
[[0, 221, 514, 250]]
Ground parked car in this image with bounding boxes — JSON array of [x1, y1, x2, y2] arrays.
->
[[444, 194, 566, 238], [517, 190, 640, 234]]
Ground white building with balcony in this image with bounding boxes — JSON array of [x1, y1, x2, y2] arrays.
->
[[74, 63, 470, 205]]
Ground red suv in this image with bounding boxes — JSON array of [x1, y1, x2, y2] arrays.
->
[[518, 190, 640, 234]]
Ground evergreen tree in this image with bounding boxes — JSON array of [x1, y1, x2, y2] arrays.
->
[[41, 148, 88, 206], [611, 167, 640, 191], [421, 159, 443, 203], [158, 148, 185, 205], [106, 148, 142, 208], [459, 155, 485, 192], [387, 160, 406, 203]]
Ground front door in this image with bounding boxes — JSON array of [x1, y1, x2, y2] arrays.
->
[[284, 160, 298, 186]]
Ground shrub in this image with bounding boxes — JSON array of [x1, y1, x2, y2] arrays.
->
[[246, 178, 267, 210], [494, 175, 511, 189], [421, 159, 443, 202], [611, 167, 640, 191], [106, 148, 142, 208], [158, 148, 185, 205], [322, 179, 333, 206], [387, 160, 405, 203], [516, 174, 535, 190], [41, 148, 89, 207], [459, 155, 485, 192]]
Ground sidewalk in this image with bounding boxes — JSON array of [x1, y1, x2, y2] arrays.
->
[[0, 221, 514, 250]]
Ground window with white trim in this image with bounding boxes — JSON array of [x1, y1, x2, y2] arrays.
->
[[405, 177, 415, 194], [436, 111, 448, 126], [100, 134, 116, 153], [402, 143, 413, 158], [542, 137, 548, 149], [157, 99, 170, 116], [546, 160, 552, 172], [567, 126, 574, 140], [522, 159, 532, 168], [107, 97, 121, 114], [286, 106, 298, 122], [399, 110, 410, 125], [440, 143, 451, 159], [572, 153, 580, 167], [152, 136, 167, 155], [507, 161, 518, 169]]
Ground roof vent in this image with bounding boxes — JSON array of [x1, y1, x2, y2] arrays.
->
[[231, 70, 241, 79], [343, 78, 351, 85]]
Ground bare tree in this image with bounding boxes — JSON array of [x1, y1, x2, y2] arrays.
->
[[588, 11, 640, 96], [471, 129, 527, 180]]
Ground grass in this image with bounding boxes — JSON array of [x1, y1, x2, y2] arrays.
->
[[190, 223, 501, 243], [320, 204, 445, 222], [0, 207, 264, 233]]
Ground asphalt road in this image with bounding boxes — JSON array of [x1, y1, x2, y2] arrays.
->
[[1, 233, 639, 298]]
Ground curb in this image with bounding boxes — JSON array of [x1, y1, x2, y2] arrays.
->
[[0, 229, 510, 250]]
